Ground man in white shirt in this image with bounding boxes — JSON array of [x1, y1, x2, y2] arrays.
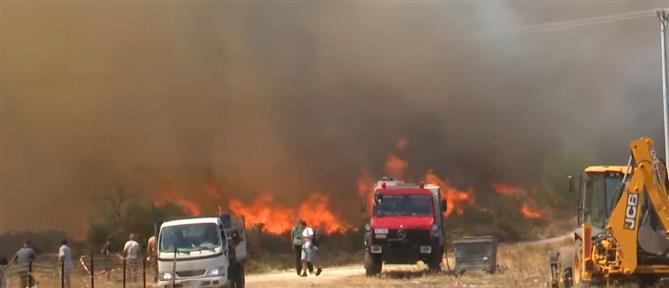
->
[[58, 240, 73, 288], [123, 234, 141, 282], [300, 223, 322, 277]]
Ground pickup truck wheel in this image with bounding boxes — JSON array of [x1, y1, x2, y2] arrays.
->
[[364, 252, 382, 276]]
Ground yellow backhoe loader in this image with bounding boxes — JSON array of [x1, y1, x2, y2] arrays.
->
[[548, 137, 669, 287]]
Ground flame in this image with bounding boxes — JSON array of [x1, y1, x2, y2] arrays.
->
[[520, 201, 546, 219], [153, 186, 202, 215], [396, 138, 408, 151], [491, 182, 523, 196], [356, 169, 375, 211], [229, 194, 296, 235], [298, 193, 346, 234], [424, 169, 476, 216], [229, 193, 348, 235], [385, 154, 408, 179]]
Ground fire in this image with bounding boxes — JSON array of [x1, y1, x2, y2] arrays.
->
[[385, 154, 408, 179], [356, 169, 375, 211], [229, 194, 296, 235], [298, 193, 346, 234], [424, 169, 476, 216], [520, 201, 546, 219], [491, 182, 523, 196], [153, 186, 202, 215], [229, 193, 348, 235]]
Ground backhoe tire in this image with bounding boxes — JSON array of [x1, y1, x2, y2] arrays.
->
[[364, 252, 382, 276], [558, 247, 575, 288], [229, 262, 245, 288]]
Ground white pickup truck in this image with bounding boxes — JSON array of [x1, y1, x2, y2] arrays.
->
[[157, 215, 247, 288]]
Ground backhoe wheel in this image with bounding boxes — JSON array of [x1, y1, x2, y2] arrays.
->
[[229, 263, 245, 288], [558, 247, 575, 288], [364, 251, 382, 276]]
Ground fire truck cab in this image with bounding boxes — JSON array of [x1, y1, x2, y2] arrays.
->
[[363, 177, 447, 276]]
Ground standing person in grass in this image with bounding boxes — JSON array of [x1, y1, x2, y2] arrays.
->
[[58, 239, 73, 288], [12, 241, 36, 288], [300, 222, 322, 277], [100, 236, 114, 281]]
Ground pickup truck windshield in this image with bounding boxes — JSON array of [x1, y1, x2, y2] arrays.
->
[[374, 195, 433, 216], [160, 223, 222, 253]]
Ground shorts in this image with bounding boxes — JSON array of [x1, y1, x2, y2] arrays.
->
[[301, 246, 315, 262]]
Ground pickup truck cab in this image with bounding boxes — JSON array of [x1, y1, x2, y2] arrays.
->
[[158, 215, 246, 288]]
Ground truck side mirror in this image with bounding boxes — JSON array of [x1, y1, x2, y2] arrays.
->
[[232, 231, 241, 245], [568, 175, 574, 194], [441, 199, 447, 213]]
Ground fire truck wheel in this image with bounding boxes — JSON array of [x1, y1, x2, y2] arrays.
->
[[364, 252, 382, 276]]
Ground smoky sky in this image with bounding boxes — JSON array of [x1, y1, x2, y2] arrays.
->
[[1, 2, 667, 237]]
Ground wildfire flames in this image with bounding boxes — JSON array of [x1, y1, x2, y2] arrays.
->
[[229, 193, 347, 235], [385, 154, 408, 179], [153, 185, 203, 216], [424, 169, 476, 216], [491, 183, 547, 220]]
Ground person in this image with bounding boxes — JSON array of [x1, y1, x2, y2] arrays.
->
[[123, 234, 141, 283], [101, 236, 113, 281], [300, 222, 322, 277], [58, 239, 73, 288], [147, 234, 158, 282], [291, 219, 305, 275], [12, 241, 36, 288], [0, 255, 8, 288]]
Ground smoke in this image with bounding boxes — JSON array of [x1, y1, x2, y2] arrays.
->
[[1, 2, 667, 237]]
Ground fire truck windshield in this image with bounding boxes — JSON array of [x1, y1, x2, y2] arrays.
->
[[374, 195, 433, 217]]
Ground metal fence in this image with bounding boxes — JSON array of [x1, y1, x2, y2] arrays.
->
[[0, 253, 158, 288]]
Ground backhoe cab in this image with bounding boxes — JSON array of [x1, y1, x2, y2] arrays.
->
[[548, 137, 669, 287]]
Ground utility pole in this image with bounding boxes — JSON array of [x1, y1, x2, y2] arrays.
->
[[659, 10, 669, 168]]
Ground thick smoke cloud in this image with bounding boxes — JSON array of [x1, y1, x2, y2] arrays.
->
[[1, 2, 667, 237]]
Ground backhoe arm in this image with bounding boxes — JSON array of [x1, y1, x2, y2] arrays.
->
[[609, 137, 669, 274]]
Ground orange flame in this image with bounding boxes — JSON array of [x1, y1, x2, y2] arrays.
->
[[204, 183, 222, 200], [229, 193, 348, 235], [356, 169, 375, 211], [385, 154, 408, 179], [298, 193, 346, 234], [153, 186, 202, 215], [424, 169, 476, 216], [491, 182, 523, 196], [520, 201, 545, 219]]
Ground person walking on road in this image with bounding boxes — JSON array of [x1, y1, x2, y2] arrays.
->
[[58, 239, 73, 288], [12, 241, 36, 288], [291, 219, 307, 276], [300, 222, 322, 277], [123, 234, 141, 283]]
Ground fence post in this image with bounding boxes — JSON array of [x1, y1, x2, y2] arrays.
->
[[61, 256, 65, 288], [90, 251, 95, 288], [28, 261, 33, 287], [142, 255, 146, 288], [172, 248, 177, 288], [123, 257, 126, 288]]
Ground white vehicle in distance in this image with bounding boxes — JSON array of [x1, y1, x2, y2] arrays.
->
[[158, 215, 247, 288]]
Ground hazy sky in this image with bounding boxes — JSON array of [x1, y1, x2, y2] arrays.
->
[[1, 1, 667, 238]]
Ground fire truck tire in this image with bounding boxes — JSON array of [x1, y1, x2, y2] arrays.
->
[[428, 246, 443, 272], [364, 252, 382, 276]]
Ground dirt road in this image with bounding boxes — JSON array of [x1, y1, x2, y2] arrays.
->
[[246, 236, 570, 288]]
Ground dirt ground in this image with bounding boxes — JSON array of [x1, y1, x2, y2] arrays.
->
[[6, 237, 568, 288]]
